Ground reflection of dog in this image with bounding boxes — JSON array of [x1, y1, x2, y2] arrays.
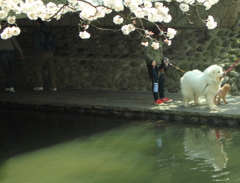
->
[[214, 84, 231, 104], [180, 65, 225, 110], [184, 128, 228, 172]]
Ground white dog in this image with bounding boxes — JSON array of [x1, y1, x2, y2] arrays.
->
[[180, 65, 225, 110]]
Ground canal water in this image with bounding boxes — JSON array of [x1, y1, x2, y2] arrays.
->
[[1, 109, 240, 183]]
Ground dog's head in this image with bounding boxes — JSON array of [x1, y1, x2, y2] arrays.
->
[[205, 65, 225, 82], [222, 84, 231, 93]]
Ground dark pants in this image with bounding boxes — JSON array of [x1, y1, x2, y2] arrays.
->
[[35, 51, 57, 88], [152, 73, 165, 101], [147, 62, 166, 101], [0, 50, 15, 88]]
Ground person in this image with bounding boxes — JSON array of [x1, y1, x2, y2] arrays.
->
[[144, 23, 172, 105], [0, 23, 24, 93], [33, 18, 57, 91]]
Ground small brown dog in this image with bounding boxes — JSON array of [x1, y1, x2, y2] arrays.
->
[[214, 84, 231, 104]]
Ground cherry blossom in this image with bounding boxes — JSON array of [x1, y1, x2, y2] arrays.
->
[[0, 0, 220, 46]]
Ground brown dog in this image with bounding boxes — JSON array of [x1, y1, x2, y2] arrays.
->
[[214, 84, 231, 104]]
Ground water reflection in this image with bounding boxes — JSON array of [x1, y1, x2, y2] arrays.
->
[[184, 127, 230, 171], [0, 109, 240, 183], [183, 127, 233, 182]]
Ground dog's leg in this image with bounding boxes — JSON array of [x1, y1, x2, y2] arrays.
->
[[206, 94, 217, 110], [193, 95, 201, 106], [214, 95, 217, 104], [217, 96, 221, 104], [223, 96, 228, 104], [214, 95, 220, 104], [182, 97, 189, 107], [218, 96, 222, 104]]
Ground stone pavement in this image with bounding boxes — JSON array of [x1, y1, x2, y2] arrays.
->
[[0, 87, 240, 125]]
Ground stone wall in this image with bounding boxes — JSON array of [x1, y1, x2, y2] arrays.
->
[[0, 0, 240, 93], [0, 26, 239, 94]]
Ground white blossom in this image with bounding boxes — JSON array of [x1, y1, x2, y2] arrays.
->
[[67, 0, 77, 3], [163, 15, 172, 23], [1, 32, 10, 40], [54, 13, 62, 20], [151, 42, 159, 50], [1, 27, 13, 39], [0, 0, 218, 41], [13, 6, 22, 14], [104, 8, 112, 14], [0, 10, 8, 19], [135, 0, 143, 4], [124, 0, 131, 7], [158, 6, 169, 17], [83, 25, 89, 30], [206, 15, 217, 29], [145, 30, 153, 36], [133, 7, 145, 18], [209, 0, 219, 5], [121, 24, 135, 35], [129, 1, 138, 12], [79, 31, 90, 39], [11, 26, 21, 36], [155, 2, 163, 9], [1, 4, 10, 12], [20, 2, 34, 13], [184, 0, 195, 4], [203, 1, 212, 10], [35, 5, 47, 16], [164, 39, 172, 46], [141, 41, 148, 47], [180, 3, 190, 12], [113, 15, 124, 24], [103, 0, 124, 11], [25, 0, 34, 3], [58, 4, 69, 14], [27, 12, 38, 20], [103, 0, 114, 8], [7, 16, 16, 24], [95, 7, 106, 18], [167, 28, 177, 39], [114, 1, 124, 12], [12, 0, 22, 3], [80, 6, 98, 21], [74, 1, 85, 11], [197, 0, 205, 3], [46, 2, 57, 10], [148, 8, 160, 22], [144, 0, 152, 8]]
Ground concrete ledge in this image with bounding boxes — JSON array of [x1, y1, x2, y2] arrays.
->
[[0, 88, 239, 127]]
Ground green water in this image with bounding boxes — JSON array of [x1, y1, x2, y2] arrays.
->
[[1, 110, 240, 183]]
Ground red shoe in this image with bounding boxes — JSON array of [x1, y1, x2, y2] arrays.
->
[[154, 99, 164, 105], [161, 98, 172, 103]]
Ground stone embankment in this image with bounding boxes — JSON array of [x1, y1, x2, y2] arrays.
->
[[0, 88, 239, 126]]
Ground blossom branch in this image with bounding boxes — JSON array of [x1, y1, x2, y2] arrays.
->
[[0, 0, 219, 45]]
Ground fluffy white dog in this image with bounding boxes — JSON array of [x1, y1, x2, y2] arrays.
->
[[180, 65, 225, 110]]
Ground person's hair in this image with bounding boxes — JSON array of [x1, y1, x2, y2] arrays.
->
[[151, 23, 165, 41], [36, 18, 44, 25]]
